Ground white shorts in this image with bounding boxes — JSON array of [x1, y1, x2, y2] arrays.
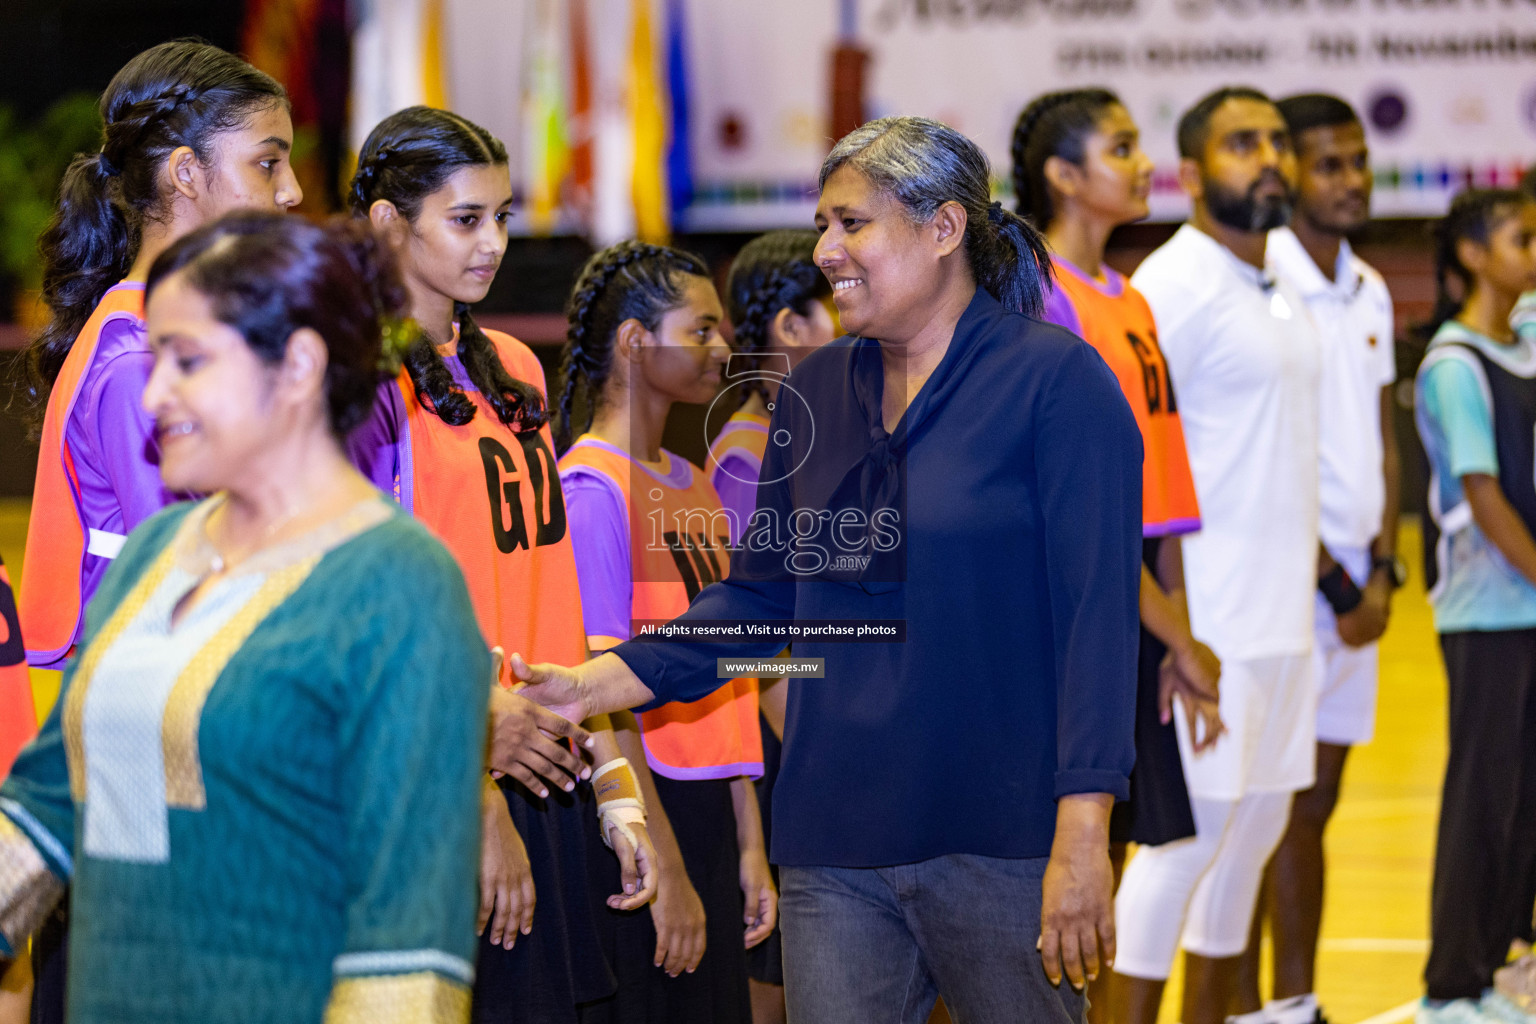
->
[[1313, 545, 1380, 746], [1175, 652, 1317, 801]]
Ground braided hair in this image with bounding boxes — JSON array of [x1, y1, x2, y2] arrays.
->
[[1417, 187, 1533, 341], [725, 230, 829, 406], [820, 116, 1052, 317], [349, 106, 546, 432], [556, 240, 711, 451], [1009, 89, 1120, 230], [23, 41, 287, 414]]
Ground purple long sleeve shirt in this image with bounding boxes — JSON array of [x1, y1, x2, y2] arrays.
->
[[64, 284, 175, 611]]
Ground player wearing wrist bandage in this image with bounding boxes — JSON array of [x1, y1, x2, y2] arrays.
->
[[556, 241, 775, 1024], [344, 108, 656, 1024], [594, 758, 648, 854], [1225, 94, 1401, 1024], [1115, 88, 1322, 1024]]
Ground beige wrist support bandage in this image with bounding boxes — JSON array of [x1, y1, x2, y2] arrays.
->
[[593, 757, 646, 851]]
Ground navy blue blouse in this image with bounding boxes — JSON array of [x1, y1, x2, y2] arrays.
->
[[616, 288, 1143, 868]]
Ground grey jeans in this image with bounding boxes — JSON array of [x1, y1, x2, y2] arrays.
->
[[780, 855, 1087, 1024]]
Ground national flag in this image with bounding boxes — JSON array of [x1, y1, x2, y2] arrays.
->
[[628, 0, 669, 243], [349, 0, 452, 157], [523, 0, 570, 235]]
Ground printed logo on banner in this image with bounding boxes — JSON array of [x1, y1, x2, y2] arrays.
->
[[1368, 89, 1409, 135]]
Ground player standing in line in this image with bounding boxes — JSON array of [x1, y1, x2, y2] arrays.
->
[[1412, 188, 1536, 1024], [14, 41, 300, 1022], [713, 230, 838, 546], [1009, 86, 1225, 1024], [1111, 87, 1323, 1024], [344, 106, 658, 1024], [715, 228, 838, 1024], [556, 241, 776, 1024], [1228, 92, 1402, 1024]]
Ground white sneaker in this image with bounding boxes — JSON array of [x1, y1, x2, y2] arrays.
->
[[1417, 998, 1495, 1024], [1483, 990, 1536, 1024], [1493, 954, 1536, 1016]]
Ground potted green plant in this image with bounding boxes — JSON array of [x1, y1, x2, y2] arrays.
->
[[0, 93, 103, 327]]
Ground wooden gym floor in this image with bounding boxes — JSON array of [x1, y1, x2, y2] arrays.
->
[[0, 502, 1445, 1024]]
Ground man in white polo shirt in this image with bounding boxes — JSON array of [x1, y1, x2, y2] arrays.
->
[[1112, 86, 1322, 1024], [1233, 93, 1401, 1024]]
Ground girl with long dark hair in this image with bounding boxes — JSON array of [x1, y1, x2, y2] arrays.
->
[[1412, 188, 1536, 1024], [0, 210, 489, 1024], [555, 240, 777, 1024], [344, 106, 656, 1024], [20, 40, 300, 671]]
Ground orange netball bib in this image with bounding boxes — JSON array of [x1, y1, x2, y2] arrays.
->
[[560, 437, 762, 781], [0, 559, 35, 775], [397, 330, 587, 671], [1052, 260, 1201, 537], [20, 285, 146, 667]]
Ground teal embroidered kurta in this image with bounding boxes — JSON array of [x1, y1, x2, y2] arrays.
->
[[0, 497, 491, 1024]]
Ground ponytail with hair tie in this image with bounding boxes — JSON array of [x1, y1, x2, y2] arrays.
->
[[21, 40, 288, 421], [971, 202, 1052, 318], [820, 115, 1053, 319]]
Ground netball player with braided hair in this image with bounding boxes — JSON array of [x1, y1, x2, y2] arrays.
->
[[12, 40, 300, 1022], [715, 229, 837, 1023], [343, 106, 657, 1024], [555, 241, 775, 1024], [714, 230, 837, 545], [1012, 86, 1224, 1024]]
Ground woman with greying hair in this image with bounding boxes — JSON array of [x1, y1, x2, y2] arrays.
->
[[515, 115, 1143, 1023]]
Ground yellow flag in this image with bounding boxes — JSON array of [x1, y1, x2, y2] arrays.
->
[[628, 0, 669, 243], [421, 0, 448, 108]]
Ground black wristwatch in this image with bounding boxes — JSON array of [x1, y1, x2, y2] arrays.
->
[[1318, 563, 1364, 616], [1372, 554, 1408, 590]]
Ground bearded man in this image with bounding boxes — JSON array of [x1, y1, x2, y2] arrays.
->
[[1111, 86, 1325, 1024]]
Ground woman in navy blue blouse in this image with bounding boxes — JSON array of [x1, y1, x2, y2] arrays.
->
[[520, 116, 1143, 1024]]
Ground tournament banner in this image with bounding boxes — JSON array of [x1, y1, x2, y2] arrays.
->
[[416, 0, 1536, 233]]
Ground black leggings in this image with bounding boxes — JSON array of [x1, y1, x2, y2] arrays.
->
[[30, 901, 66, 1024], [1426, 629, 1536, 1000]]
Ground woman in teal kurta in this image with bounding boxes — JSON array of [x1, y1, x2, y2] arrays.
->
[[0, 213, 490, 1024]]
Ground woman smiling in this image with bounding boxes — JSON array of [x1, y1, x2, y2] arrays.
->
[[514, 116, 1145, 1024], [0, 213, 488, 1024]]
